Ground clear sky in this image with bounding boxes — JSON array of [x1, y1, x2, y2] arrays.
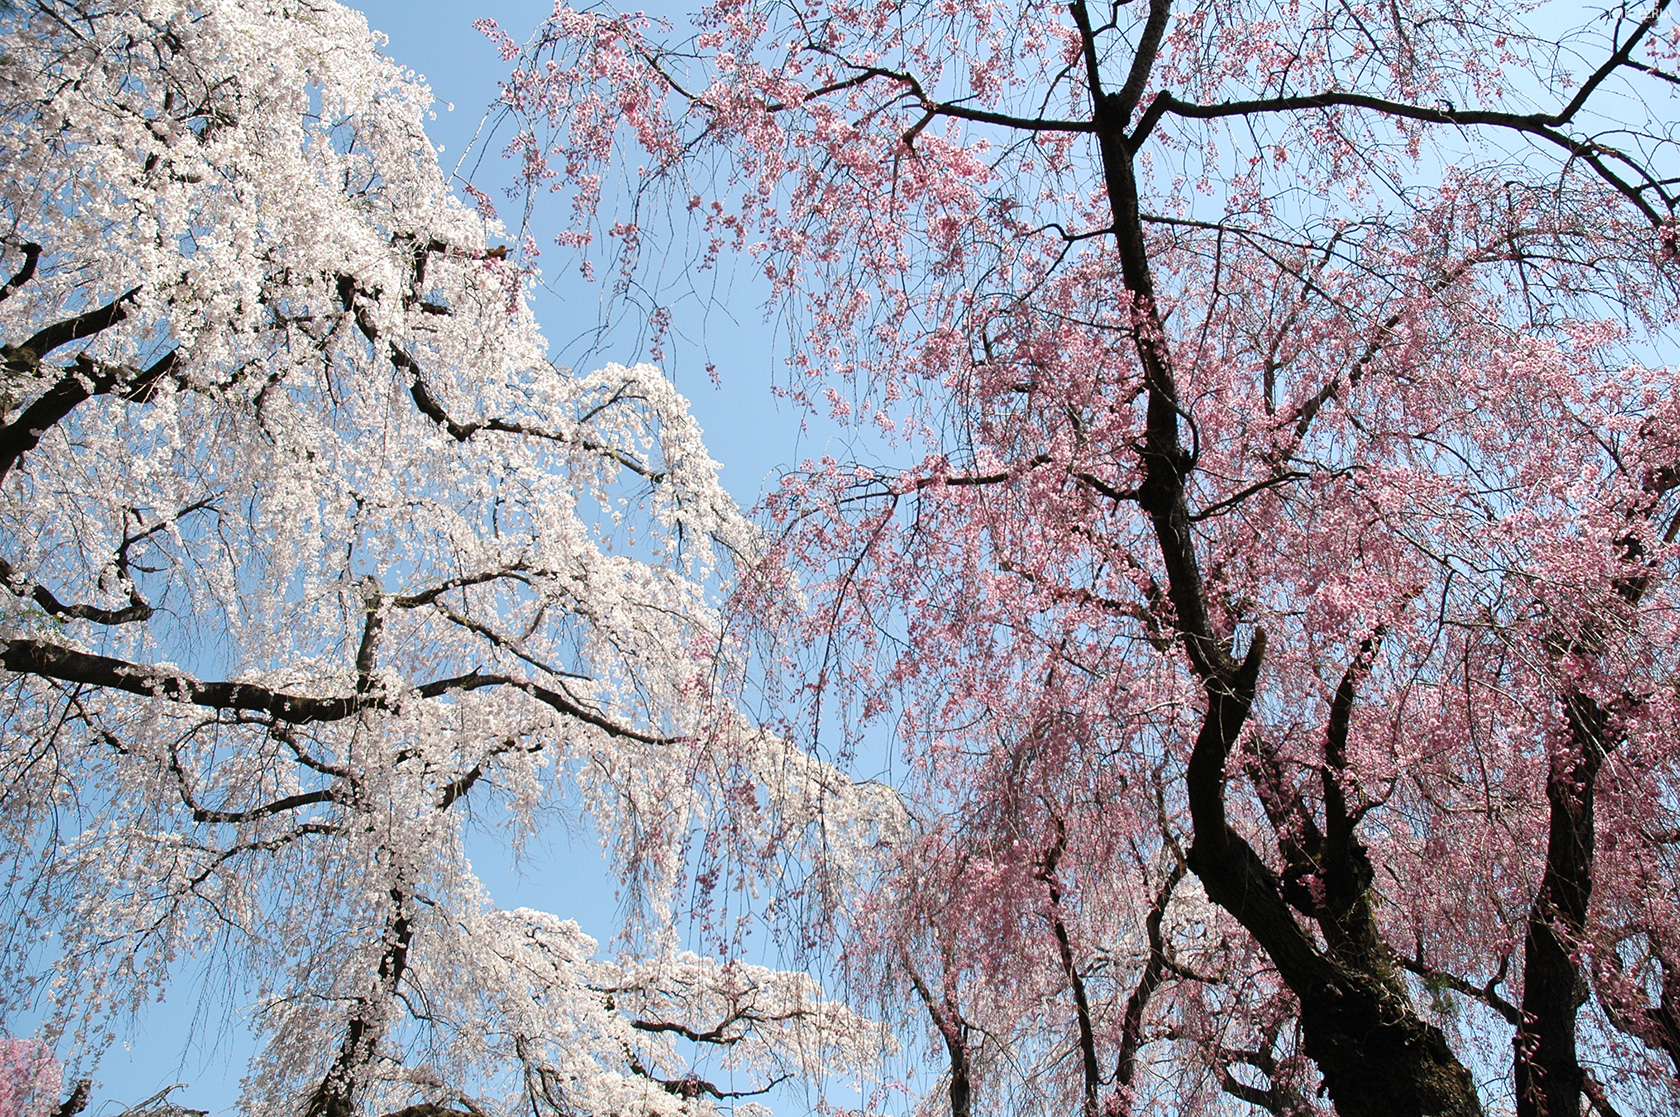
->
[[79, 3, 822, 1113]]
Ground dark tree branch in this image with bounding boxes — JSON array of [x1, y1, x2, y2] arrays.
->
[[390, 566, 533, 608], [1595, 943, 1680, 1076], [339, 271, 666, 481], [0, 638, 669, 742], [1187, 471, 1311, 522], [0, 554, 152, 625], [188, 789, 338, 826], [1114, 858, 1186, 1109], [812, 57, 1097, 133], [903, 949, 974, 1117], [923, 99, 1094, 133], [1401, 953, 1520, 1028], [1582, 1071, 1627, 1117], [355, 591, 384, 696], [1517, 690, 1620, 1117], [1219, 1031, 1312, 1117], [1038, 817, 1100, 1117], [1066, 0, 1107, 104], [306, 886, 414, 1117], [1111, 0, 1172, 126], [54, 1078, 90, 1117], [1143, 86, 1672, 224], [0, 344, 179, 485], [4, 287, 140, 369], [628, 1006, 811, 1046], [0, 243, 41, 305], [1072, 0, 1492, 1103]]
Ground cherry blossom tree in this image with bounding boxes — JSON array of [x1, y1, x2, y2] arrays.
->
[[0, 2, 891, 1115], [493, 0, 1680, 1114], [0, 1039, 64, 1117]]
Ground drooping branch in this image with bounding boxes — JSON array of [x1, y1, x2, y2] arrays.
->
[[903, 949, 975, 1117], [1, 638, 376, 721], [0, 554, 152, 625], [789, 57, 1096, 135], [1218, 1027, 1312, 1117], [1401, 952, 1521, 1028], [1288, 253, 1486, 445], [337, 270, 667, 482], [379, 1106, 477, 1117], [625, 1059, 790, 1103], [1037, 816, 1099, 1117], [628, 1003, 812, 1046], [1582, 1071, 1629, 1117], [1113, 858, 1186, 1113], [1595, 943, 1680, 1077], [1137, 78, 1674, 224], [3, 288, 140, 370], [180, 823, 340, 890], [186, 789, 339, 826]]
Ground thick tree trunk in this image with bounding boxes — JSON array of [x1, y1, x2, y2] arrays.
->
[[1184, 668, 1484, 1117], [1070, 2, 1487, 1109], [1516, 693, 1611, 1117]]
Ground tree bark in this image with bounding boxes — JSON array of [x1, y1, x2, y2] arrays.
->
[[1080, 5, 1487, 1103], [1181, 647, 1484, 1117], [1516, 693, 1612, 1117], [306, 888, 415, 1117]]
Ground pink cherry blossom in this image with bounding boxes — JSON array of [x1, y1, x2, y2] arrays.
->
[[499, 1, 1680, 1114]]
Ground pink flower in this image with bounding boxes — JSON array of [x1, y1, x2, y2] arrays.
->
[[0, 1040, 62, 1117]]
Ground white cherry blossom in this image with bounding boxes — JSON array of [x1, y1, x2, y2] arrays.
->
[[0, 3, 885, 1114]]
